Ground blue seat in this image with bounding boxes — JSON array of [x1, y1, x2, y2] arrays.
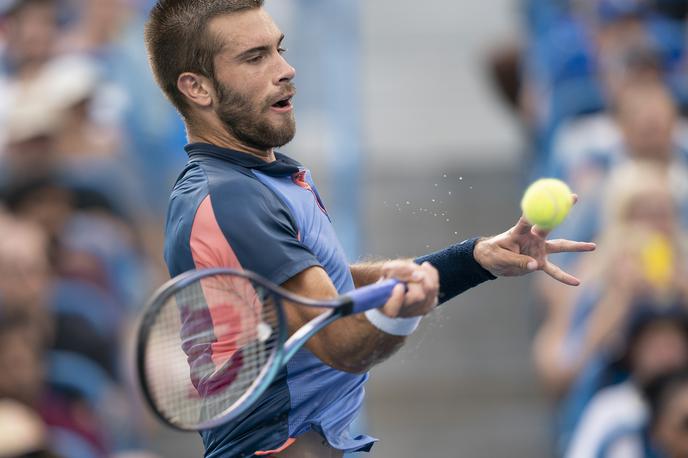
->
[[49, 426, 102, 458], [51, 279, 120, 338], [46, 350, 115, 408]]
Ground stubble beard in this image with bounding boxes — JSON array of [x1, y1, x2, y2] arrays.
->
[[214, 80, 296, 151]]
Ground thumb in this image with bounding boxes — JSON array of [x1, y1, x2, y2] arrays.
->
[[380, 284, 405, 317]]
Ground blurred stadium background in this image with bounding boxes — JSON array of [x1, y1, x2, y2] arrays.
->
[[1, 0, 688, 457]]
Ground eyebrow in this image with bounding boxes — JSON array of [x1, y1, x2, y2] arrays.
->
[[235, 34, 284, 61]]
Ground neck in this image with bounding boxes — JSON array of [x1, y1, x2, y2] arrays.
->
[[188, 123, 275, 163]]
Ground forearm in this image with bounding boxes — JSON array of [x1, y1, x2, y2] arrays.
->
[[350, 261, 396, 288], [283, 266, 409, 373], [312, 314, 406, 373]]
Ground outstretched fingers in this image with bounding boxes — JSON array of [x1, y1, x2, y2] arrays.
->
[[543, 261, 580, 286], [546, 239, 596, 254]]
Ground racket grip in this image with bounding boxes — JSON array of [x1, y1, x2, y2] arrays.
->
[[348, 279, 404, 314]]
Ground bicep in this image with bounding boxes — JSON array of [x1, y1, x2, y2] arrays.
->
[[349, 262, 385, 288]]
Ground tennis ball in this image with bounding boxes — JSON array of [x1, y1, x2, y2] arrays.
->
[[520, 178, 573, 230]]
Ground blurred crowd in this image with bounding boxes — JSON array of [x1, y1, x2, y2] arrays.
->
[[489, 0, 688, 456], [0, 0, 185, 456]]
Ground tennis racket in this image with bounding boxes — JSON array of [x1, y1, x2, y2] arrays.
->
[[136, 267, 401, 431]]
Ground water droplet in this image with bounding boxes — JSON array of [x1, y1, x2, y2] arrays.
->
[[459, 176, 463, 181], [469, 186, 473, 190], [454, 231, 458, 235], [426, 245, 431, 249], [431, 199, 436, 203], [442, 174, 447, 178], [434, 183, 438, 187], [448, 191, 452, 196], [406, 201, 410, 205], [446, 218, 450, 222]]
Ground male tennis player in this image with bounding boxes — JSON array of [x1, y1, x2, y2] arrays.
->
[[144, 1, 595, 456]]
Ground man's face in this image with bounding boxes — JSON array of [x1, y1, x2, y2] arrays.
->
[[618, 89, 676, 161], [631, 321, 688, 383], [6, 2, 59, 67], [208, 9, 296, 150]]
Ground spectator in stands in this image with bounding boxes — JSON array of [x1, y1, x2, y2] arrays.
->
[[0, 212, 53, 344], [57, 0, 187, 214], [0, 313, 45, 407], [645, 369, 688, 458], [559, 81, 688, 242], [538, 80, 688, 307], [0, 0, 61, 150], [534, 161, 688, 396], [566, 307, 688, 458], [0, 0, 59, 77], [519, 0, 686, 173], [533, 162, 688, 452]]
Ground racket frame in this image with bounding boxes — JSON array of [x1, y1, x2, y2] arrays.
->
[[136, 268, 399, 430], [137, 268, 349, 430]]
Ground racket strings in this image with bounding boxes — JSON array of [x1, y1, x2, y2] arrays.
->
[[144, 274, 280, 428]]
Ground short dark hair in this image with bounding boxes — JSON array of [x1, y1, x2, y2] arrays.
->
[[144, 0, 264, 120]]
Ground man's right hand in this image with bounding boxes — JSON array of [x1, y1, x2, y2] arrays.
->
[[378, 260, 439, 318]]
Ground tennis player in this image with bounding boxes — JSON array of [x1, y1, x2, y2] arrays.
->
[[144, 1, 595, 456]]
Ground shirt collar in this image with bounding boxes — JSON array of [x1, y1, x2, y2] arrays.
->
[[185, 142, 302, 176]]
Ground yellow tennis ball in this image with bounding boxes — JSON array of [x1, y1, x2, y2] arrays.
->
[[520, 178, 573, 230]]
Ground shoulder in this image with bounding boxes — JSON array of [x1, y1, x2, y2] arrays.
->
[[194, 159, 284, 203], [182, 159, 299, 240], [171, 159, 285, 209]]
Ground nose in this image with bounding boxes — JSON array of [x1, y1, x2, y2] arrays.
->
[[275, 53, 295, 85]]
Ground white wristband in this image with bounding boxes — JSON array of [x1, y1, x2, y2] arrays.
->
[[364, 309, 422, 336]]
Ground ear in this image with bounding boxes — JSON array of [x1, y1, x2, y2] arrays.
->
[[177, 72, 215, 108]]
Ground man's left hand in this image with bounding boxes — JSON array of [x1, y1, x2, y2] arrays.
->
[[473, 215, 596, 286]]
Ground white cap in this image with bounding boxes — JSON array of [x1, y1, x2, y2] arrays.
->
[[5, 54, 102, 143], [0, 399, 46, 457]]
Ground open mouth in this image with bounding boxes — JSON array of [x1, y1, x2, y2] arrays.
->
[[271, 96, 293, 110]]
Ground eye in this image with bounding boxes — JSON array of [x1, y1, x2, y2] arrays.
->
[[278, 47, 287, 55], [247, 54, 265, 64]]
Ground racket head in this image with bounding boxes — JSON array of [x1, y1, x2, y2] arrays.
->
[[136, 268, 287, 431]]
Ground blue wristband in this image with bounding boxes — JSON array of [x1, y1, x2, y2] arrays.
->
[[415, 237, 496, 305]]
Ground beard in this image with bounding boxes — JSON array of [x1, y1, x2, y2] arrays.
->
[[214, 79, 296, 150]]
